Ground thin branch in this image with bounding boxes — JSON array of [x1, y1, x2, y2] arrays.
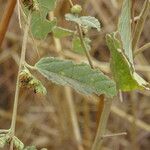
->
[[134, 42, 150, 57], [91, 100, 112, 150], [0, 0, 17, 47], [9, 12, 31, 150], [132, 0, 150, 51], [77, 24, 94, 69], [68, 0, 74, 7], [102, 132, 127, 138]]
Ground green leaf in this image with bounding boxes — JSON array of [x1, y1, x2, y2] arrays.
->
[[37, 0, 57, 17], [52, 26, 74, 38], [19, 68, 47, 95], [31, 15, 56, 39], [0, 135, 7, 148], [35, 57, 116, 98], [24, 146, 37, 150], [118, 0, 133, 63], [13, 136, 24, 150], [80, 16, 101, 31], [65, 14, 101, 31], [23, 0, 57, 39], [72, 37, 91, 54], [106, 33, 150, 91]]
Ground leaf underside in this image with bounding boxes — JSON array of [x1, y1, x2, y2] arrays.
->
[[35, 57, 116, 98], [106, 33, 150, 91], [65, 14, 101, 31], [118, 0, 133, 63]]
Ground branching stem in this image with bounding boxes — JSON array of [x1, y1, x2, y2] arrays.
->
[[9, 13, 31, 150]]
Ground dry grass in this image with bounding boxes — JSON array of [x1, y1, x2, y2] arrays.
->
[[0, 0, 150, 150]]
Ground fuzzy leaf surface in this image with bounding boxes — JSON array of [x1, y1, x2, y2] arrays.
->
[[52, 26, 74, 38], [37, 0, 57, 17], [118, 0, 133, 62], [106, 33, 150, 91], [31, 15, 56, 39], [65, 14, 101, 31], [72, 37, 91, 54], [35, 57, 116, 97]]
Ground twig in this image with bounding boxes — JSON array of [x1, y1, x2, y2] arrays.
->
[[9, 12, 31, 150], [91, 100, 112, 150], [68, 0, 74, 7], [0, 0, 16, 47], [134, 42, 150, 57], [111, 106, 150, 132], [102, 132, 127, 138], [132, 0, 150, 51], [77, 24, 94, 69]]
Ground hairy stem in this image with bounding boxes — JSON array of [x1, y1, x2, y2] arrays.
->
[[77, 24, 94, 69], [0, 0, 16, 47], [10, 13, 31, 150]]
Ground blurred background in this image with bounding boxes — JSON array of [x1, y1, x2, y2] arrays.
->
[[0, 0, 150, 149]]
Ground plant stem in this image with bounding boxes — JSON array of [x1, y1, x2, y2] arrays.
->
[[67, 0, 94, 69], [102, 132, 127, 138], [134, 42, 150, 57], [77, 25, 94, 69], [91, 100, 112, 150], [68, 0, 74, 7], [9, 13, 31, 150], [132, 0, 150, 51], [67, 1, 112, 150], [0, 0, 16, 47]]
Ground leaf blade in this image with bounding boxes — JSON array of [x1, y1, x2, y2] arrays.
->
[[118, 0, 133, 62], [35, 57, 116, 97], [52, 26, 74, 38], [106, 33, 150, 91], [65, 14, 101, 31]]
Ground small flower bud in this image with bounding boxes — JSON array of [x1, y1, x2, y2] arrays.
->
[[71, 4, 82, 14]]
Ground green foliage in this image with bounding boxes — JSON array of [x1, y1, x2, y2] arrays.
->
[[65, 14, 101, 31], [118, 0, 133, 62], [52, 26, 74, 38], [0, 135, 7, 148], [72, 36, 91, 54], [106, 33, 150, 91], [19, 68, 47, 95], [36, 0, 57, 17], [24, 146, 37, 150], [35, 57, 116, 98], [23, 0, 57, 39], [31, 16, 56, 39], [13, 136, 24, 150]]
